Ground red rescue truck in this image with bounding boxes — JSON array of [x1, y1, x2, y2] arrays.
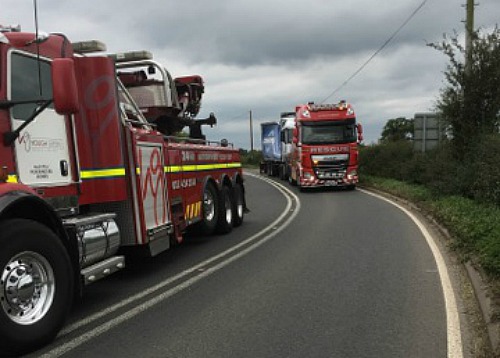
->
[[288, 101, 363, 190], [0, 26, 245, 354]]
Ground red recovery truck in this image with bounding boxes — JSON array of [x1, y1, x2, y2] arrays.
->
[[288, 101, 363, 190], [0, 26, 245, 354]]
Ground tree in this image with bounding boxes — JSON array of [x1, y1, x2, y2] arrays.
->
[[380, 117, 414, 142], [429, 27, 500, 158]]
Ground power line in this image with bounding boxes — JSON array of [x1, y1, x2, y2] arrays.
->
[[320, 0, 429, 104]]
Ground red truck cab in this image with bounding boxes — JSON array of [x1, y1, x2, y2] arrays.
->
[[288, 101, 363, 190]]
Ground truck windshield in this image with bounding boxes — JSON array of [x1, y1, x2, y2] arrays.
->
[[11, 52, 53, 121], [301, 121, 356, 145]]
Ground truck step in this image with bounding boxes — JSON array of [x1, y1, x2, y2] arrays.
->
[[81, 256, 125, 285]]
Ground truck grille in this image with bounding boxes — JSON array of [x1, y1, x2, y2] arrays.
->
[[312, 157, 349, 180]]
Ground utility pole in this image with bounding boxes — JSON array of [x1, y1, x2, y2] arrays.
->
[[249, 110, 254, 153], [465, 0, 475, 78]]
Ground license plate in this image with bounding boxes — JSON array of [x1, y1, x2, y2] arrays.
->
[[324, 180, 338, 186]]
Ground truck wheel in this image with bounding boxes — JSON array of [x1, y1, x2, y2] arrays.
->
[[0, 219, 73, 356], [232, 184, 245, 227], [198, 183, 219, 235], [216, 186, 233, 234], [281, 166, 289, 181]]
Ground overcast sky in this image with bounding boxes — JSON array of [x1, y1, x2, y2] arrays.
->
[[3, 0, 500, 148]]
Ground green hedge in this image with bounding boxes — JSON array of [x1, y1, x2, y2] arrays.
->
[[240, 150, 262, 168], [359, 135, 500, 207]]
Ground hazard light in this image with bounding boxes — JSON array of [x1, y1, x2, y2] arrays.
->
[[109, 51, 153, 63], [309, 104, 337, 112], [309, 101, 352, 112], [72, 40, 107, 54]]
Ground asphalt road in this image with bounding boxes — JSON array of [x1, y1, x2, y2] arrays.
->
[[30, 173, 450, 358]]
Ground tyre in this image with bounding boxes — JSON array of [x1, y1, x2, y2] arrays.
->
[[216, 186, 233, 234], [295, 171, 302, 189], [278, 166, 285, 180], [197, 183, 219, 235], [0, 219, 73, 356], [281, 166, 289, 181], [232, 184, 245, 227]]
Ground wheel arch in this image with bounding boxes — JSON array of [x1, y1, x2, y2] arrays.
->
[[201, 175, 218, 193], [232, 172, 244, 187], [220, 173, 233, 190], [0, 191, 80, 290]]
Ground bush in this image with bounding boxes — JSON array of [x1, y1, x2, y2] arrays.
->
[[468, 135, 500, 207], [359, 134, 500, 207], [359, 141, 414, 181], [240, 150, 262, 168], [417, 144, 474, 197]]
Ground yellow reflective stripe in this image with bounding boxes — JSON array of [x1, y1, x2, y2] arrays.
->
[[7, 175, 18, 183], [165, 166, 183, 173], [182, 165, 198, 172], [226, 162, 242, 168], [80, 162, 241, 179], [184, 201, 202, 220], [164, 162, 242, 173], [81, 168, 126, 179]]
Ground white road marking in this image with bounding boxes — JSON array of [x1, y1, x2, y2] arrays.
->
[[42, 174, 300, 357], [359, 188, 463, 358]]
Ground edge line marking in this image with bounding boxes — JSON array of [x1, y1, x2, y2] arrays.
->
[[45, 173, 300, 357], [359, 188, 463, 358]]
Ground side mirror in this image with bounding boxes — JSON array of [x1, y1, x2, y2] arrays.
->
[[52, 58, 79, 114], [292, 127, 300, 146], [357, 123, 364, 142]]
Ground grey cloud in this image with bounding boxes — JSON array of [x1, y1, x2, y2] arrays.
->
[[3, 0, 500, 147], [133, 0, 467, 67]]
